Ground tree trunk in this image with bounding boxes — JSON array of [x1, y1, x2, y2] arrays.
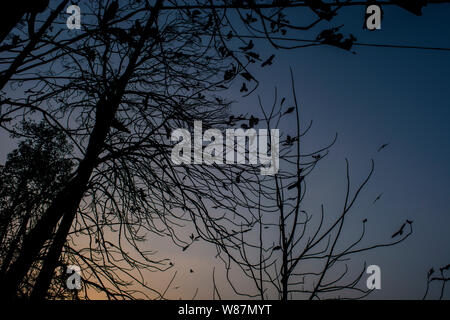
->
[[0, 93, 116, 300], [30, 205, 77, 300], [26, 0, 164, 299], [0, 0, 163, 300]]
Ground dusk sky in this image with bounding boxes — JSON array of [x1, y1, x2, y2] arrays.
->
[[1, 1, 450, 300], [131, 3, 450, 299], [229, 4, 450, 299], [165, 3, 450, 299]]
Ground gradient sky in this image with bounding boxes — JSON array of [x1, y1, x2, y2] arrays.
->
[[1, 1, 450, 300], [227, 3, 450, 299], [144, 3, 450, 299]]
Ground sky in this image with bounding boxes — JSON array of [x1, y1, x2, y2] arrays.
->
[[226, 3, 450, 299], [1, 1, 450, 300], [137, 3, 450, 299]]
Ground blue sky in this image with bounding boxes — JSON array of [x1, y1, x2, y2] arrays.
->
[[1, 1, 450, 299], [226, 3, 450, 299]]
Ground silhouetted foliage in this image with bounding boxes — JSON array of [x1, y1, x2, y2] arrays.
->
[[423, 262, 450, 300], [0, 121, 73, 298]]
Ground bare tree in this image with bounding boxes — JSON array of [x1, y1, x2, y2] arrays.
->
[[210, 71, 413, 300]]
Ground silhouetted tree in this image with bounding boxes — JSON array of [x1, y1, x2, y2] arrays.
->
[[0, 121, 73, 297], [211, 72, 413, 300], [423, 262, 450, 300], [0, 0, 50, 44]]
